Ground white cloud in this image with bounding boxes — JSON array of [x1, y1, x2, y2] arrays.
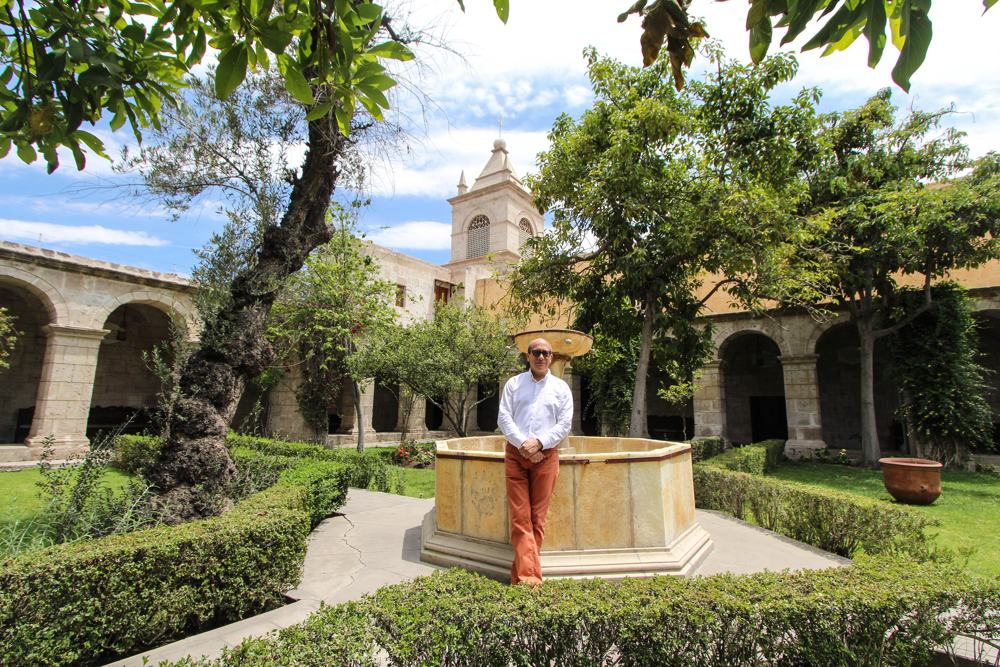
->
[[0, 219, 168, 246], [363, 127, 550, 198], [365, 220, 452, 250]]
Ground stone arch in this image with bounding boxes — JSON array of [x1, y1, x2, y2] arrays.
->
[[972, 308, 1000, 451], [0, 277, 58, 442], [718, 330, 787, 444], [0, 266, 68, 326], [93, 290, 198, 339], [715, 324, 792, 361], [466, 214, 491, 259], [805, 314, 850, 356]]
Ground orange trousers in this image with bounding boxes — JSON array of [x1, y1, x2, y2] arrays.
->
[[504, 443, 560, 585]]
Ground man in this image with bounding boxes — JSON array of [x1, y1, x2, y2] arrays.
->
[[497, 337, 573, 586]]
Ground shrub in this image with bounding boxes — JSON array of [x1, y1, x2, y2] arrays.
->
[[278, 460, 351, 527], [391, 440, 435, 467], [693, 464, 933, 558], [688, 436, 725, 462], [702, 439, 785, 476], [109, 434, 163, 476], [171, 560, 996, 667], [0, 484, 310, 666], [228, 434, 402, 494]]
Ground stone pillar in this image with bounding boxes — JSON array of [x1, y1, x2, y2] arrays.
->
[[565, 364, 584, 435], [465, 388, 480, 433], [24, 325, 108, 458], [693, 361, 726, 439], [396, 386, 427, 438], [266, 364, 315, 442], [780, 354, 827, 459], [345, 379, 377, 438]]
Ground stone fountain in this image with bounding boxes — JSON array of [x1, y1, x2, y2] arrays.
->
[[419, 329, 712, 580]]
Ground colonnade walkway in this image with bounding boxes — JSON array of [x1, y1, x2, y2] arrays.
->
[[107, 489, 851, 666]]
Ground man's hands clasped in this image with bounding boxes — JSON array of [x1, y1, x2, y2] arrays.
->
[[520, 438, 545, 464]]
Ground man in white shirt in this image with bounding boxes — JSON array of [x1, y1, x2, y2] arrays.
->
[[497, 337, 573, 586]]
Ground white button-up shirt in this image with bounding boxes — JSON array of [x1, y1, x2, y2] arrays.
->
[[497, 370, 573, 450]]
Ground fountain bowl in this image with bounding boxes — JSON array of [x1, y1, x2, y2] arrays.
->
[[420, 435, 712, 580]]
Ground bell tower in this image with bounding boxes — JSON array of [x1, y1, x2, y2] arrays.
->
[[445, 138, 544, 268]]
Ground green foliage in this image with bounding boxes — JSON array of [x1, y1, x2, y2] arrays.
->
[[792, 91, 1000, 465], [172, 561, 995, 667], [704, 439, 785, 476], [510, 47, 816, 437], [391, 441, 435, 467], [617, 0, 996, 92], [351, 301, 520, 436], [0, 483, 311, 666], [109, 434, 163, 477], [226, 433, 403, 494], [0, 0, 455, 172], [570, 329, 639, 436], [889, 283, 995, 465], [28, 436, 161, 549], [693, 464, 932, 559], [688, 436, 726, 462], [0, 305, 17, 369], [270, 213, 396, 438]]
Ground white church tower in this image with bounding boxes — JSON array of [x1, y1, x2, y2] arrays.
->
[[445, 138, 544, 271]]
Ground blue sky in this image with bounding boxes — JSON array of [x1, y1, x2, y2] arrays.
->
[[1, 1, 998, 274]]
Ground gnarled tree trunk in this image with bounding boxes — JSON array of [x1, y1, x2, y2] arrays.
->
[[148, 117, 345, 523]]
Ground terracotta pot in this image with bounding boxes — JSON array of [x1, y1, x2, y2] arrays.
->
[[878, 457, 943, 505]]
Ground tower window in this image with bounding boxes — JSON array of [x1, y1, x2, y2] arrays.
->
[[518, 218, 533, 247], [467, 215, 490, 259]]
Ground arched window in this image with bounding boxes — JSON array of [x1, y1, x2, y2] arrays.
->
[[467, 215, 490, 259], [518, 218, 533, 248]]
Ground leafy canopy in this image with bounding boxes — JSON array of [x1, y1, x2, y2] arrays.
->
[[0, 0, 509, 172], [351, 301, 519, 436]]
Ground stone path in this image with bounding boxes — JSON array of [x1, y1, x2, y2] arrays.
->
[[107, 489, 854, 666]]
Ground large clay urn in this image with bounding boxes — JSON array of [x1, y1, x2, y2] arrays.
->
[[878, 457, 943, 505]]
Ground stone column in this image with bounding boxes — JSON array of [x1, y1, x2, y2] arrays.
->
[[693, 361, 726, 439], [266, 364, 315, 442], [24, 325, 108, 458], [346, 379, 377, 438], [395, 386, 427, 439], [465, 387, 480, 433], [565, 364, 584, 435], [780, 354, 827, 459]]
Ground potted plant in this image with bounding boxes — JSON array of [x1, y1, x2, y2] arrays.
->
[[878, 457, 943, 505]]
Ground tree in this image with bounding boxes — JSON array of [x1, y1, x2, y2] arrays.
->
[[269, 212, 396, 449], [510, 47, 817, 438], [795, 91, 1000, 466], [352, 302, 520, 437], [888, 283, 994, 466], [617, 0, 997, 91], [0, 0, 509, 522]]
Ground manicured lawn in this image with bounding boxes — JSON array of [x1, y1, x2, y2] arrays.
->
[[768, 463, 1000, 578], [397, 466, 436, 499]]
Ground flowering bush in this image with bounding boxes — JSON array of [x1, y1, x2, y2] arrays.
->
[[392, 441, 435, 468]]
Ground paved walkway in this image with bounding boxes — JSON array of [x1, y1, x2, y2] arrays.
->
[[108, 489, 850, 666]]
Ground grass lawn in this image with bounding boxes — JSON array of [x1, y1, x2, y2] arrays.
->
[[396, 466, 436, 499], [769, 463, 1000, 579]]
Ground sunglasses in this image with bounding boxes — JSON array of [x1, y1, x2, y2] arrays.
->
[[528, 349, 552, 358]]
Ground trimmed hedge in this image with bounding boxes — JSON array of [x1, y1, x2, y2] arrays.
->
[[703, 438, 785, 476], [171, 559, 996, 667], [228, 434, 402, 494], [688, 436, 726, 463], [110, 433, 163, 476], [693, 464, 933, 559], [0, 484, 310, 666]]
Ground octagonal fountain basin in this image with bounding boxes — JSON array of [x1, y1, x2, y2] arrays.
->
[[420, 435, 712, 581]]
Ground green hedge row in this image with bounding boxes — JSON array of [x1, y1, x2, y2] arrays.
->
[[226, 434, 403, 494], [687, 436, 726, 462], [0, 484, 310, 667], [693, 464, 933, 559], [113, 433, 402, 494], [702, 438, 785, 475], [170, 560, 995, 667]]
